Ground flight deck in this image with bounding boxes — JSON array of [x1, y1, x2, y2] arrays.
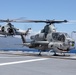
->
[[0, 51, 76, 75]]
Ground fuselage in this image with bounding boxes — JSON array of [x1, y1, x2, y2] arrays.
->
[[29, 32, 75, 53]]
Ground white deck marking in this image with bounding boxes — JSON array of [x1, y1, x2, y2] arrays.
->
[[0, 57, 28, 58], [0, 58, 48, 66]]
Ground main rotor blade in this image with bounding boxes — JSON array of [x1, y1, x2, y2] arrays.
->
[[14, 20, 68, 23], [15, 19, 76, 24], [1, 18, 76, 25], [0, 17, 27, 23], [0, 19, 15, 23]]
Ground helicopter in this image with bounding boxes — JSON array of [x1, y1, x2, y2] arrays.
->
[[17, 19, 75, 56], [0, 19, 31, 37]]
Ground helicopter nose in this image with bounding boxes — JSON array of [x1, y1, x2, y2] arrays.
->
[[69, 41, 75, 47], [72, 41, 75, 46]]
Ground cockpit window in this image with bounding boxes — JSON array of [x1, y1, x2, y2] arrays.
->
[[52, 33, 65, 42], [64, 33, 70, 38]]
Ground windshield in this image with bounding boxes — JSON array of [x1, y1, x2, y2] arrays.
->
[[52, 32, 65, 42], [64, 33, 70, 38]]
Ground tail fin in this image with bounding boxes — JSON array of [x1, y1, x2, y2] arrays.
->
[[25, 28, 31, 36], [21, 28, 31, 43], [21, 34, 26, 43], [20, 34, 31, 47]]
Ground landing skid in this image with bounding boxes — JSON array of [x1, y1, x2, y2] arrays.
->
[[38, 53, 42, 56], [53, 53, 70, 56], [53, 54, 59, 56]]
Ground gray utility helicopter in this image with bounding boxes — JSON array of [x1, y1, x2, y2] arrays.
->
[[18, 19, 75, 56], [0, 19, 31, 37]]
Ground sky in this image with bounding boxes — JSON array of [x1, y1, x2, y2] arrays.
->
[[0, 0, 76, 34]]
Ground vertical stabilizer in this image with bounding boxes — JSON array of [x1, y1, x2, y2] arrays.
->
[[21, 34, 26, 43], [25, 28, 31, 36]]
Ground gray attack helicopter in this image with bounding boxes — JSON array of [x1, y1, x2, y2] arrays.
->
[[16, 19, 75, 56], [0, 19, 31, 37]]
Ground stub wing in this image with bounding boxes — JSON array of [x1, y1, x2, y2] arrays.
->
[[33, 41, 49, 45]]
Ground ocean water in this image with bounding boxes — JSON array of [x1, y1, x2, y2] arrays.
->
[[0, 48, 76, 53], [0, 48, 38, 52]]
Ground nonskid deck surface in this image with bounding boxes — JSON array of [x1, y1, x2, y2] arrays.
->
[[0, 51, 76, 75], [0, 51, 76, 60]]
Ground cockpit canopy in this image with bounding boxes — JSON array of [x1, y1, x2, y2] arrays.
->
[[6, 23, 14, 28], [52, 32, 70, 42]]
